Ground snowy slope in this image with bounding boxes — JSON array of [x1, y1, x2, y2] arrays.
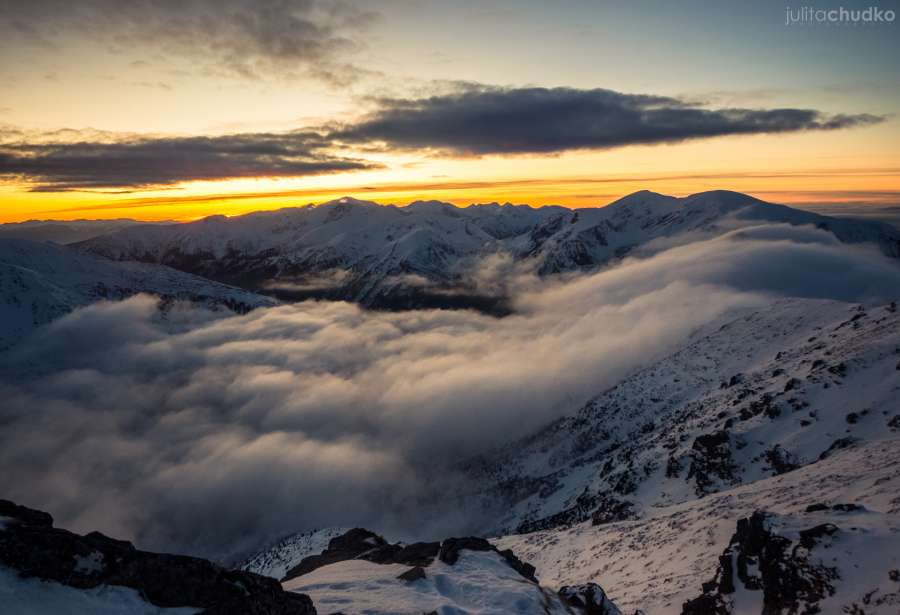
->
[[0, 219, 156, 245], [0, 238, 275, 350], [282, 550, 584, 615], [464, 298, 900, 536], [495, 437, 900, 615], [0, 566, 200, 615], [238, 527, 350, 580], [76, 191, 900, 309]]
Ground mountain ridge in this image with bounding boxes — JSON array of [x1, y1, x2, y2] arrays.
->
[[71, 190, 900, 312]]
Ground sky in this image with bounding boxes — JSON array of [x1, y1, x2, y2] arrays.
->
[[1, 0, 899, 222]]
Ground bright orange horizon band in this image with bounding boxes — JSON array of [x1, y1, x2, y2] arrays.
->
[[4, 173, 900, 224]]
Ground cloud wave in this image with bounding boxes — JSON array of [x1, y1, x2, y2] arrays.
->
[[1, 224, 898, 561]]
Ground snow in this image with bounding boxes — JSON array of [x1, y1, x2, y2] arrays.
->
[[282, 550, 575, 615], [0, 238, 275, 350], [72, 191, 900, 304], [494, 437, 900, 614], [238, 527, 350, 580], [0, 566, 200, 615]]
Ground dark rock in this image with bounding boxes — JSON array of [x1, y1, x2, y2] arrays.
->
[[438, 537, 494, 565], [798, 523, 838, 549], [284, 528, 390, 581], [0, 500, 54, 528], [888, 415, 900, 431], [396, 566, 427, 582], [0, 500, 316, 615], [764, 445, 799, 475], [515, 489, 606, 533], [590, 496, 636, 526], [805, 503, 830, 512], [818, 437, 858, 460], [438, 537, 537, 583], [681, 510, 840, 615], [845, 412, 859, 424], [686, 431, 737, 496], [831, 503, 865, 513], [558, 583, 622, 615]]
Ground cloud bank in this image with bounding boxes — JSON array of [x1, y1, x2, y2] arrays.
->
[[334, 86, 884, 154], [0, 130, 378, 191], [1, 224, 898, 561], [0, 85, 883, 191]]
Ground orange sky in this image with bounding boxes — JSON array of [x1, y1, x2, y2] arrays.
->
[[2, 1, 899, 223], [3, 128, 899, 223]]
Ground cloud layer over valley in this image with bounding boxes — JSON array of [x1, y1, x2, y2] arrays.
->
[[1, 224, 898, 561]]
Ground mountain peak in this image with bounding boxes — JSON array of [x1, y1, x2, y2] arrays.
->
[[318, 196, 381, 208]]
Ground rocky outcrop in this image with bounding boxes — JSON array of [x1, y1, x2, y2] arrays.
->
[[681, 510, 841, 615], [0, 500, 316, 615], [282, 528, 537, 584], [686, 430, 738, 495], [282, 528, 440, 581], [558, 583, 624, 615]]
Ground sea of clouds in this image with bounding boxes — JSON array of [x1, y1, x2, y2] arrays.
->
[[1, 223, 899, 561]]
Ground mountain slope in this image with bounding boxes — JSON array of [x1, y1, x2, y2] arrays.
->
[[463, 298, 900, 536], [0, 219, 156, 245], [0, 238, 275, 350], [76, 191, 900, 310], [495, 437, 900, 615]]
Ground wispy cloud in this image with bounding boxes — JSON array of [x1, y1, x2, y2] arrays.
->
[[0, 0, 378, 85]]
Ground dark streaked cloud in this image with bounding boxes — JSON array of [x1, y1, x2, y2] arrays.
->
[[0, 131, 378, 191], [0, 84, 885, 191], [0, 0, 377, 85], [333, 86, 885, 154]]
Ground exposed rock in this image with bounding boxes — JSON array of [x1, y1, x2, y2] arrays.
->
[[396, 566, 427, 582], [590, 496, 636, 526], [0, 500, 316, 615], [681, 510, 840, 615], [558, 583, 624, 615], [818, 436, 858, 460], [763, 445, 799, 475], [687, 431, 737, 495], [283, 528, 435, 581], [0, 499, 54, 528], [284, 529, 536, 585]]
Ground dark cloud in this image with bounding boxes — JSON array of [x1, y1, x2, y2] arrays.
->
[[0, 131, 378, 191], [0, 0, 377, 84], [0, 85, 884, 190], [333, 86, 885, 154], [1, 225, 899, 561]]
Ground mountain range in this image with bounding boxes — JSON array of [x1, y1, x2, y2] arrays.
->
[[73, 190, 900, 311], [1, 190, 899, 614]]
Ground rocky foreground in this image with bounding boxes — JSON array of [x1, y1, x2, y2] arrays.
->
[[1, 499, 621, 614]]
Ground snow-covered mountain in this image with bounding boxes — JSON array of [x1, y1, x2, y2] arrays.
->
[[0, 218, 157, 245], [460, 297, 900, 614], [2, 501, 622, 615], [226, 295, 899, 615], [76, 191, 900, 311], [238, 527, 350, 581], [0, 238, 275, 350], [464, 298, 900, 535]]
